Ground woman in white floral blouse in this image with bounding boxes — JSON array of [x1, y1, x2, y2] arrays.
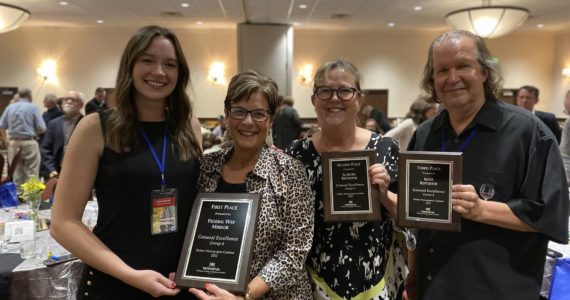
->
[[287, 59, 408, 299], [190, 70, 314, 300]]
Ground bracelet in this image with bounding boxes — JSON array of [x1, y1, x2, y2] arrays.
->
[[244, 289, 255, 300]]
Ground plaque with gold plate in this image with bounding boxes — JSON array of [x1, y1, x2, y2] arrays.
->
[[322, 150, 381, 222], [397, 151, 462, 232]]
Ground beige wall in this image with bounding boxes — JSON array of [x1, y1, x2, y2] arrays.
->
[[552, 31, 570, 111], [0, 27, 236, 117], [0, 27, 568, 118], [292, 30, 439, 118]]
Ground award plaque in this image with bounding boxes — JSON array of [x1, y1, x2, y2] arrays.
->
[[322, 150, 381, 222], [397, 151, 462, 232], [176, 193, 261, 294]]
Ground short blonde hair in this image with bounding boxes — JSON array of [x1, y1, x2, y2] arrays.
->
[[313, 59, 362, 92], [224, 70, 279, 116]]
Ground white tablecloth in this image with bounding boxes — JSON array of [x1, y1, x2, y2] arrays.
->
[[1, 201, 97, 300], [541, 217, 570, 299]]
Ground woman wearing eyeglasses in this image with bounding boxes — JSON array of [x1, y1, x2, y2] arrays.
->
[[190, 70, 314, 300], [287, 59, 407, 299]]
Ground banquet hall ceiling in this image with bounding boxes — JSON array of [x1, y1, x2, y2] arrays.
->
[[5, 0, 570, 33]]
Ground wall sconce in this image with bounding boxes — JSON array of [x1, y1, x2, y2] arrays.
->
[[37, 59, 57, 82], [562, 67, 570, 78], [298, 64, 313, 85], [208, 62, 226, 84]]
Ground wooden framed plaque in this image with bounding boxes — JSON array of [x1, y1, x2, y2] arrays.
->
[[397, 151, 462, 232], [176, 193, 261, 294], [322, 150, 381, 222]]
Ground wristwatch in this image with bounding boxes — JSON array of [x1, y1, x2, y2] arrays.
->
[[244, 289, 255, 300]]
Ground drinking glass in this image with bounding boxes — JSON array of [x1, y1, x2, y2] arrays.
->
[[0, 222, 8, 253], [479, 184, 495, 201], [19, 240, 36, 259]]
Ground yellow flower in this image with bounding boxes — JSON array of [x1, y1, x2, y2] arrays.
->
[[20, 176, 45, 202]]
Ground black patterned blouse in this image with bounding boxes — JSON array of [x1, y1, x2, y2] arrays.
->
[[286, 133, 407, 299], [198, 144, 314, 299]]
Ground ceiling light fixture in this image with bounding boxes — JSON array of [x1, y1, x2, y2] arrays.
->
[[299, 4, 307, 9], [388, 22, 395, 28], [414, 6, 422, 11], [0, 3, 31, 34], [445, 0, 529, 39], [59, 1, 68, 5], [181, 3, 189, 8]]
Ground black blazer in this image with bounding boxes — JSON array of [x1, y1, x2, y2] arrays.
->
[[535, 110, 561, 143], [41, 115, 82, 174]]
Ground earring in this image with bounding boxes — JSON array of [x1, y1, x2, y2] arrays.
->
[[265, 129, 274, 146]]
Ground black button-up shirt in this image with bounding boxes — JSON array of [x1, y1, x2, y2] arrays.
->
[[408, 98, 569, 300]]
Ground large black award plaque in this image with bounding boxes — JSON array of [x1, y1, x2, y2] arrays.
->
[[176, 193, 260, 294]]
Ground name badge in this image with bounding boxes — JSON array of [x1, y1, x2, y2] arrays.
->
[[150, 188, 178, 235]]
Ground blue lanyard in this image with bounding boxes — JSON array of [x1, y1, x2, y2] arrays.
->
[[440, 128, 477, 152], [139, 123, 168, 189]]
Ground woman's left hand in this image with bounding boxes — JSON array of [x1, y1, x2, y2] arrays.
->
[[369, 163, 390, 193], [189, 283, 244, 300]]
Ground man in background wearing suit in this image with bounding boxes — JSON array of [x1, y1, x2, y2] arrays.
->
[[41, 90, 84, 178], [516, 85, 562, 143], [84, 87, 107, 115]]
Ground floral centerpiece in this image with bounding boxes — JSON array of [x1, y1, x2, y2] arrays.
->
[[20, 177, 45, 223]]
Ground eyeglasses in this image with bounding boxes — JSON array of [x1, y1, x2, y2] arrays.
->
[[229, 107, 270, 122], [62, 97, 80, 103], [313, 86, 361, 101]]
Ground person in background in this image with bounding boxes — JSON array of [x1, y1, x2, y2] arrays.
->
[[287, 59, 407, 299], [515, 85, 562, 143], [40, 93, 64, 179], [9, 93, 19, 104], [0, 88, 46, 192], [364, 118, 381, 134], [361, 104, 392, 134], [385, 97, 437, 150], [272, 96, 302, 149], [50, 25, 202, 299], [559, 90, 570, 185], [41, 90, 84, 178], [192, 70, 314, 300], [299, 125, 320, 139], [42, 93, 63, 125], [211, 114, 226, 138], [84, 87, 108, 115], [407, 30, 568, 300], [201, 131, 222, 154]]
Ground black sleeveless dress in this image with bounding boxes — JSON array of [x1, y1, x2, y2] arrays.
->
[[78, 113, 199, 299]]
